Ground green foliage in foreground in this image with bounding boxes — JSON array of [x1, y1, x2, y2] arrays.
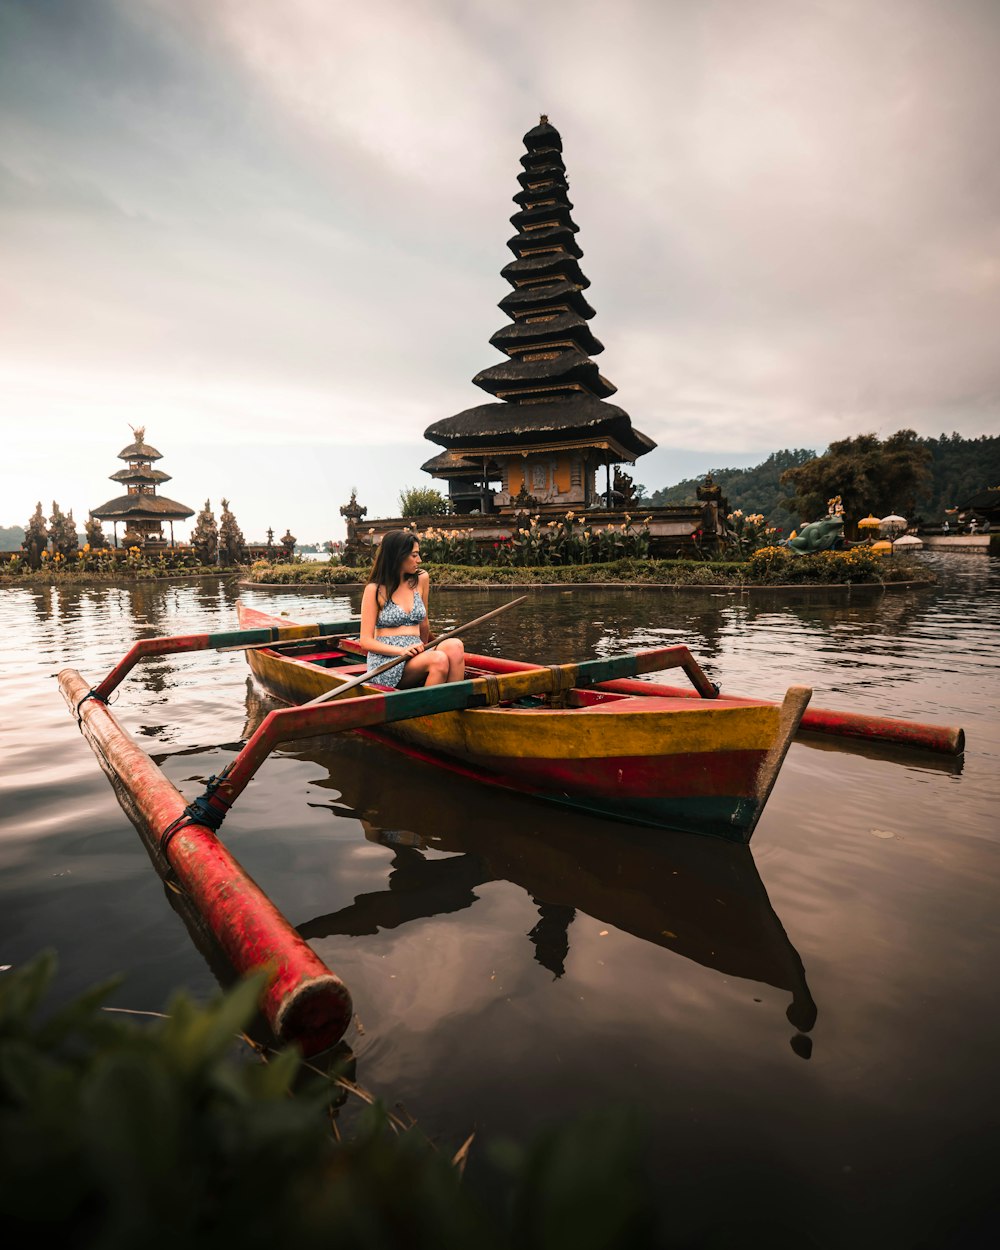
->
[[0, 954, 657, 1250], [247, 552, 930, 587]]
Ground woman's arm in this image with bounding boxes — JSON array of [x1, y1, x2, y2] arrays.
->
[[418, 570, 431, 644]]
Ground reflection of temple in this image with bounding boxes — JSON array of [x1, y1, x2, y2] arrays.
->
[[422, 116, 655, 515], [90, 426, 194, 548]]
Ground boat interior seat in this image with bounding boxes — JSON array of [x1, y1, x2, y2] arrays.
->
[[288, 650, 349, 664]]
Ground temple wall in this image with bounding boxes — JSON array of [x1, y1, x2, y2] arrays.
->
[[351, 502, 717, 560]]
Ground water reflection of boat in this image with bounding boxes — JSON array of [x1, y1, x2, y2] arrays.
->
[[242, 681, 818, 1056]]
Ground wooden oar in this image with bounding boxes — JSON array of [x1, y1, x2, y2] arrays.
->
[[305, 597, 528, 707]]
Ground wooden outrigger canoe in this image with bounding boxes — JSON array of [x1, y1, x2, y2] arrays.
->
[[55, 599, 962, 1053], [237, 601, 811, 843]]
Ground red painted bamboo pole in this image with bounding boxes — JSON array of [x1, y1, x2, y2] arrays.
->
[[589, 678, 965, 755], [88, 619, 359, 702], [59, 667, 353, 1055], [465, 646, 717, 696]]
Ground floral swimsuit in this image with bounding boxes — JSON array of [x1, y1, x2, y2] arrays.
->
[[365, 589, 427, 688]]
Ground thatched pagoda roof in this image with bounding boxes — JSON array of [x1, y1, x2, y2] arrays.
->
[[419, 451, 483, 476], [489, 312, 604, 357], [498, 281, 595, 319], [473, 349, 616, 399], [90, 494, 195, 521], [506, 225, 582, 257], [117, 439, 163, 461], [500, 252, 590, 287], [509, 203, 577, 232], [517, 158, 566, 184], [426, 397, 654, 460], [523, 118, 563, 152], [110, 467, 172, 485], [513, 184, 570, 209]]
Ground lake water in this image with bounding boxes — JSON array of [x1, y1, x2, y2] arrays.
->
[[2, 555, 998, 1245]]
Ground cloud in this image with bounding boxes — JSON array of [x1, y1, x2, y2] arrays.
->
[[1, 0, 998, 538]]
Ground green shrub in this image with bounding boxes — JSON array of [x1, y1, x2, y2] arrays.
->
[[746, 545, 920, 584], [0, 954, 658, 1249], [399, 486, 450, 518]]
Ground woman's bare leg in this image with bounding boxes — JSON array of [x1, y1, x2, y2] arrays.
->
[[438, 638, 465, 681], [398, 649, 450, 688]]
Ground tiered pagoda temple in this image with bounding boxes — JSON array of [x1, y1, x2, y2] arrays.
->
[[422, 116, 655, 513], [90, 427, 194, 547]]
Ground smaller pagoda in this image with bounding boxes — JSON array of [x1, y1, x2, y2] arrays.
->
[[90, 427, 194, 547]]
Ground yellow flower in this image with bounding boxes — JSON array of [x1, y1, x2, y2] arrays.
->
[[83, 543, 91, 553], [41, 550, 49, 559], [566, 511, 575, 520]]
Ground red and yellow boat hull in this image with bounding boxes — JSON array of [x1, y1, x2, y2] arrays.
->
[[237, 603, 799, 841]]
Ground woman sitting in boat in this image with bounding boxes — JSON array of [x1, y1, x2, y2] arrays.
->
[[360, 529, 465, 689]]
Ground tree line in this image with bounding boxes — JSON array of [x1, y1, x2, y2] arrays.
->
[[644, 432, 1000, 529]]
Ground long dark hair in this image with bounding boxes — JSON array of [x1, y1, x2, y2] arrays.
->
[[368, 529, 418, 608]]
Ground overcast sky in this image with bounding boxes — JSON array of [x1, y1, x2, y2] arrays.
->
[[2, 0, 998, 542]]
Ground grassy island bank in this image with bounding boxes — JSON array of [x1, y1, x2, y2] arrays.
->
[[244, 547, 932, 590], [0, 549, 936, 591]]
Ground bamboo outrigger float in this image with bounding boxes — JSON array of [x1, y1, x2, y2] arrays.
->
[[58, 616, 364, 1055]]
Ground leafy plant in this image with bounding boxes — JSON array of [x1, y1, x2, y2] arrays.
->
[[0, 954, 660, 1249], [724, 509, 781, 557], [399, 486, 449, 518]]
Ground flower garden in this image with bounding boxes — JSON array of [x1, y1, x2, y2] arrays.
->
[[0, 511, 932, 589]]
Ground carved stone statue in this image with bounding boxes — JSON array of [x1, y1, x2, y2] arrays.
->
[[613, 467, 638, 505], [696, 473, 722, 504], [340, 490, 368, 564]]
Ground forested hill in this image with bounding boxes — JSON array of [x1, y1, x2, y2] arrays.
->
[[645, 449, 815, 533], [0, 525, 26, 550], [645, 435, 1000, 529], [921, 433, 1000, 515]]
